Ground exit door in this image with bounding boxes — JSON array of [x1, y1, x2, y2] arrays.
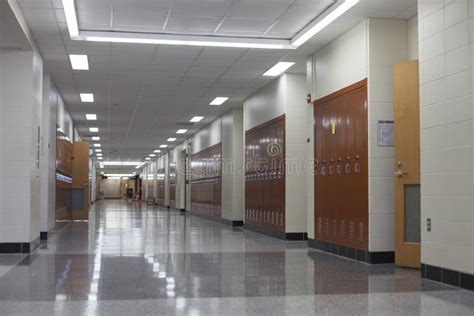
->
[[393, 60, 421, 268]]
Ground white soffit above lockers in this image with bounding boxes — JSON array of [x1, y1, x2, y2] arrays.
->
[[12, 0, 416, 163]]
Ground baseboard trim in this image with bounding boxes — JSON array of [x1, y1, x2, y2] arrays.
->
[[422, 263, 474, 291], [0, 237, 40, 254], [188, 211, 244, 227], [40, 232, 48, 240], [308, 238, 394, 264], [221, 218, 244, 227], [244, 224, 307, 241]]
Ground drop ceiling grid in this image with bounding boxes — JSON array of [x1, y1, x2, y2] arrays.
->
[[15, 0, 418, 166]]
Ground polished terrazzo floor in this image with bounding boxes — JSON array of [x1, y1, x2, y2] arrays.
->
[[0, 200, 473, 315]]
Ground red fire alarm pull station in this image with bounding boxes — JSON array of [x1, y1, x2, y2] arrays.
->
[[306, 94, 312, 104]]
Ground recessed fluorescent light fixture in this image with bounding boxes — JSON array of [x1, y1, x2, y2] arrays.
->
[[167, 138, 176, 142], [135, 162, 146, 169], [97, 157, 103, 160], [63, 0, 358, 50], [103, 161, 142, 166], [154, 150, 161, 153], [190, 116, 204, 123], [92, 136, 100, 141], [99, 162, 104, 168], [96, 153, 103, 157], [263, 62, 295, 77], [81, 34, 292, 50], [160, 145, 168, 148], [62, 0, 79, 37], [80, 93, 94, 103], [93, 144, 101, 148], [210, 97, 229, 106], [149, 154, 156, 157], [85, 114, 97, 120], [291, 0, 360, 47], [145, 158, 151, 160], [89, 127, 99, 133], [95, 149, 102, 152], [176, 129, 188, 134], [69, 54, 89, 70]]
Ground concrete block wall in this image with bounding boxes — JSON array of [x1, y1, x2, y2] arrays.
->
[[0, 50, 43, 243], [418, 0, 474, 274]]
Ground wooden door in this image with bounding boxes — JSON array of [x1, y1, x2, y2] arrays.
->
[[72, 142, 90, 220], [393, 60, 421, 268]]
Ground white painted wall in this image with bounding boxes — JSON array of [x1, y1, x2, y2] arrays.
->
[[221, 108, 244, 222], [408, 16, 419, 61], [284, 74, 308, 233], [418, 0, 474, 274], [191, 118, 222, 154], [244, 74, 308, 233], [40, 74, 58, 233], [57, 96, 74, 141], [367, 18, 409, 252], [0, 50, 43, 243], [244, 79, 285, 131], [313, 20, 368, 99], [169, 142, 186, 209]]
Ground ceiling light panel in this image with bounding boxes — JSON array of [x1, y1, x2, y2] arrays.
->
[[176, 129, 188, 134], [167, 138, 176, 142], [62, 0, 79, 37], [190, 116, 204, 123], [103, 162, 142, 166], [263, 62, 295, 77], [292, 0, 360, 47], [160, 145, 168, 148], [85, 114, 97, 120], [69, 54, 89, 70], [93, 144, 101, 148], [210, 97, 229, 106], [154, 150, 161, 153], [80, 93, 94, 103], [92, 136, 100, 141], [89, 127, 99, 132]]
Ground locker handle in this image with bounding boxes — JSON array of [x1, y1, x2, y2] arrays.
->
[[346, 156, 351, 161], [337, 158, 342, 162], [329, 159, 334, 163]]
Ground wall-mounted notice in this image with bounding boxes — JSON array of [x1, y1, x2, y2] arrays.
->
[[377, 120, 394, 147]]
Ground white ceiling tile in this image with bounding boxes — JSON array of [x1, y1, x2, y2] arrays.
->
[[228, 3, 289, 20], [217, 18, 273, 33], [171, 1, 231, 17], [77, 10, 111, 28], [113, 0, 171, 14], [166, 15, 221, 32], [112, 11, 167, 30]]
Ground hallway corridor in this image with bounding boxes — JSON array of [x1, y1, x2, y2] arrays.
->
[[0, 201, 472, 315]]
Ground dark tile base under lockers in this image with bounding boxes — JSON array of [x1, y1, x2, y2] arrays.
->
[[422, 263, 474, 291], [309, 239, 394, 264]]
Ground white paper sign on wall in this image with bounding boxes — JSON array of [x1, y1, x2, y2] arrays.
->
[[377, 120, 394, 147]]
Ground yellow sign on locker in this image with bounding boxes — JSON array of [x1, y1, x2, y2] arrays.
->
[[331, 122, 336, 135]]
